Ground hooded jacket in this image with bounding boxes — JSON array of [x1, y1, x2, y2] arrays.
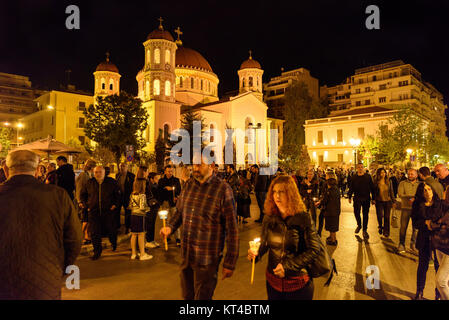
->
[[56, 163, 75, 199]]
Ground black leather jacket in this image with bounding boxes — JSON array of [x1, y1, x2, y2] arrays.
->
[[257, 212, 320, 277]]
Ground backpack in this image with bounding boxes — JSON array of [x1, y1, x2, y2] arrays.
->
[[307, 233, 338, 286]]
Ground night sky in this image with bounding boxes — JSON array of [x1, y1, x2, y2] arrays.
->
[[1, 0, 449, 133]]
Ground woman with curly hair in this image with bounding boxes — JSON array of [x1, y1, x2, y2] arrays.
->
[[247, 175, 320, 300]]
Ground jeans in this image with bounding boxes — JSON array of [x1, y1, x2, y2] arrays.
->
[[399, 209, 417, 247], [145, 208, 158, 243], [266, 279, 314, 300], [180, 258, 221, 300], [353, 199, 371, 231], [256, 192, 267, 220], [375, 201, 392, 235], [435, 250, 449, 300], [417, 240, 439, 292], [92, 230, 117, 255]]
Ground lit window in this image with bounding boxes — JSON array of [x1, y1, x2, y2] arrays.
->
[[154, 80, 160, 95], [165, 80, 171, 96], [109, 79, 114, 91], [180, 77, 183, 88], [191, 77, 194, 89], [154, 48, 160, 64], [201, 79, 203, 90], [210, 124, 215, 142], [165, 49, 170, 64], [249, 77, 253, 87], [146, 80, 150, 97], [101, 78, 105, 90]]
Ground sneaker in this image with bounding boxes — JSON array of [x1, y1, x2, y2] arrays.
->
[[130, 254, 138, 260], [397, 244, 406, 253], [355, 226, 361, 234], [146, 241, 160, 249], [140, 254, 153, 261], [363, 231, 369, 239]]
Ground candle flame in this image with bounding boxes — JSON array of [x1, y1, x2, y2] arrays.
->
[[253, 237, 260, 243]]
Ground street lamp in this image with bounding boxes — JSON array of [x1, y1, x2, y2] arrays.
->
[[248, 122, 262, 165], [349, 138, 361, 164]]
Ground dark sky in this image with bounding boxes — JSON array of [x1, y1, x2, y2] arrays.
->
[[1, 0, 449, 132]]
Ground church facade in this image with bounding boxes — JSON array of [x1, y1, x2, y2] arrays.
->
[[93, 20, 282, 166]]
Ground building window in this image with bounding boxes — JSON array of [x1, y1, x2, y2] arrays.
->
[[365, 99, 370, 105], [165, 80, 171, 96], [154, 48, 160, 64], [109, 83, 113, 90], [78, 136, 85, 145], [338, 154, 343, 163], [101, 78, 105, 90], [154, 79, 160, 95], [249, 77, 253, 87], [317, 131, 323, 143], [78, 117, 85, 128], [147, 49, 150, 64], [165, 49, 170, 64], [210, 124, 215, 142], [379, 97, 386, 103], [379, 84, 387, 90], [356, 101, 361, 106], [337, 129, 343, 142], [180, 77, 183, 88], [355, 89, 361, 94], [201, 79, 203, 90], [358, 127, 365, 139], [365, 87, 370, 92], [78, 101, 86, 112], [399, 80, 409, 87], [146, 80, 150, 97], [191, 77, 194, 89], [372, 75, 377, 81]]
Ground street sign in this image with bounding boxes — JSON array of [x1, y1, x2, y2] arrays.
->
[[125, 145, 134, 161], [126, 155, 133, 162]]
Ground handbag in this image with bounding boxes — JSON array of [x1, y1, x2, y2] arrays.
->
[[308, 233, 337, 286]]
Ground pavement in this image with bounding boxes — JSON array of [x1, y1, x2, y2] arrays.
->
[[62, 195, 437, 300]]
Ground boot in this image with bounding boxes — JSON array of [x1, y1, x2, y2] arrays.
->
[[413, 290, 424, 300]]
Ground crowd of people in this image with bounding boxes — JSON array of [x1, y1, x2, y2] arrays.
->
[[1, 149, 449, 301]]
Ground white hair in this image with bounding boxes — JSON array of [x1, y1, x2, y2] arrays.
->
[[6, 150, 39, 173]]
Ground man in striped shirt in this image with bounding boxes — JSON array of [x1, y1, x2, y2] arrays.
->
[[160, 161, 239, 300]]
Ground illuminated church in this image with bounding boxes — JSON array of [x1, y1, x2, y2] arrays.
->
[[93, 19, 282, 165]]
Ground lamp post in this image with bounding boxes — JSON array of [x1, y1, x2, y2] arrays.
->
[[3, 121, 24, 147], [47, 104, 67, 143], [349, 138, 361, 164], [248, 122, 262, 165]]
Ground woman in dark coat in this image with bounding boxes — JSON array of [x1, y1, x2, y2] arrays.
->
[[412, 182, 449, 300], [299, 169, 319, 228], [373, 168, 396, 238], [237, 170, 252, 223], [247, 175, 320, 300], [317, 177, 340, 245]]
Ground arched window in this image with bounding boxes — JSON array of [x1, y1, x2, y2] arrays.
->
[[154, 48, 160, 64], [101, 78, 105, 90], [109, 79, 114, 91], [210, 124, 215, 142], [163, 124, 170, 141], [191, 77, 194, 89], [165, 49, 170, 64], [180, 77, 183, 88], [145, 80, 150, 97], [95, 79, 98, 90], [201, 79, 203, 90], [154, 79, 160, 95], [147, 49, 150, 64], [245, 117, 253, 144], [165, 80, 171, 96], [249, 77, 253, 87]]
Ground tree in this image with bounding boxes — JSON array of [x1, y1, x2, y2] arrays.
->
[[66, 137, 91, 168], [83, 91, 148, 165], [280, 80, 329, 165], [424, 134, 449, 167], [358, 134, 379, 165], [92, 146, 116, 166], [0, 127, 13, 158]]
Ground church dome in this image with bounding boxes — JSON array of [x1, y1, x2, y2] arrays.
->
[[95, 54, 119, 73], [176, 47, 213, 73], [146, 28, 174, 41], [240, 51, 261, 70]]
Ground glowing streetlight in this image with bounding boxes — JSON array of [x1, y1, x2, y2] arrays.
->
[[406, 148, 413, 154]]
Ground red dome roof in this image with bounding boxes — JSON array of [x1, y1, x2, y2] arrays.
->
[[240, 57, 261, 70], [175, 47, 213, 72], [147, 28, 174, 41], [95, 59, 119, 73]]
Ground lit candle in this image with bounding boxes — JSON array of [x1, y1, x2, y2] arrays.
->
[[249, 237, 261, 284], [158, 210, 169, 251]]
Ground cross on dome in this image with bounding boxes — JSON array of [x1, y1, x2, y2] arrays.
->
[[105, 51, 110, 62], [174, 26, 183, 45], [158, 17, 164, 30], [249, 50, 252, 59]]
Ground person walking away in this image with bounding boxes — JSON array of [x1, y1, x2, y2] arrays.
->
[[158, 165, 181, 246], [411, 183, 445, 300], [76, 160, 96, 244], [55, 156, 75, 200], [160, 160, 239, 300], [348, 163, 375, 239], [0, 150, 81, 299], [80, 166, 121, 260], [373, 168, 396, 238], [253, 165, 269, 223], [299, 169, 319, 228], [434, 164, 449, 203], [45, 163, 57, 185], [0, 159, 7, 184], [237, 170, 252, 224], [145, 172, 161, 249], [397, 168, 420, 254], [316, 176, 340, 245], [128, 178, 153, 261], [247, 175, 320, 300], [115, 163, 135, 234], [226, 164, 240, 221]]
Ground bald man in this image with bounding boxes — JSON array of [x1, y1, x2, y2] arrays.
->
[[0, 150, 82, 299], [435, 164, 449, 203], [80, 166, 121, 260]]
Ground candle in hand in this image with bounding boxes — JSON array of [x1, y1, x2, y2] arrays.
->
[[249, 238, 261, 284], [158, 210, 169, 251]]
